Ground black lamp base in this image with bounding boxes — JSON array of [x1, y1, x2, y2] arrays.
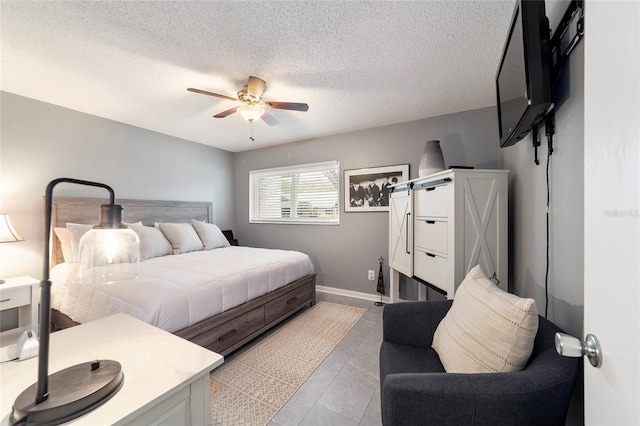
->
[[11, 360, 123, 425], [374, 301, 385, 306]]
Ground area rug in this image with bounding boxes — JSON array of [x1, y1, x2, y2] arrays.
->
[[209, 301, 367, 425]]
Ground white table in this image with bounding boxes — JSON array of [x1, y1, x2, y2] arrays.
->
[[0, 313, 224, 425]]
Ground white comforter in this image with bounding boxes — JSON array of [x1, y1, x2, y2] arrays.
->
[[50, 246, 314, 333]]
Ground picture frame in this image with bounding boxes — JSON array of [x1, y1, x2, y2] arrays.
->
[[344, 164, 409, 212]]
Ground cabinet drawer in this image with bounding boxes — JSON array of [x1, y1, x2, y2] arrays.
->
[[414, 183, 450, 218], [414, 249, 448, 294], [265, 282, 313, 324], [0, 287, 31, 310], [414, 219, 447, 255], [199, 306, 265, 354]]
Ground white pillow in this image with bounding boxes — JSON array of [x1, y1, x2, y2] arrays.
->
[[156, 222, 204, 254], [66, 223, 94, 263], [128, 224, 173, 260], [53, 227, 74, 263], [191, 220, 230, 250], [432, 265, 539, 374]]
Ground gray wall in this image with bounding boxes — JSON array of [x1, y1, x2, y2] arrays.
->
[[0, 91, 235, 279], [233, 107, 501, 297]]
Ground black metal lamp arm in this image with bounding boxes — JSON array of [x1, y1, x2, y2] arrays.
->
[[37, 178, 116, 404]]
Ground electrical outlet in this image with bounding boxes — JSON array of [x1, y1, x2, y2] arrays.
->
[[368, 270, 375, 281]]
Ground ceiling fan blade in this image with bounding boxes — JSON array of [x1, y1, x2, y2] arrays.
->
[[213, 107, 238, 118], [261, 112, 279, 126], [246, 76, 266, 98], [267, 102, 309, 112], [187, 88, 237, 102]]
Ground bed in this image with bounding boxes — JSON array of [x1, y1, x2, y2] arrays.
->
[[48, 196, 316, 356]]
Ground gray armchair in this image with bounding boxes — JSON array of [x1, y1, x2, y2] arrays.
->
[[380, 300, 579, 425]]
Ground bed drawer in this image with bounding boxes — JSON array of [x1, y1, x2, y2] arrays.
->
[[265, 282, 314, 324], [196, 306, 265, 354]]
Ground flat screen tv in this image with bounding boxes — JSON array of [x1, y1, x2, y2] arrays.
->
[[496, 0, 552, 147]]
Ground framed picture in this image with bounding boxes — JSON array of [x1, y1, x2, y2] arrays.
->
[[344, 164, 409, 212]]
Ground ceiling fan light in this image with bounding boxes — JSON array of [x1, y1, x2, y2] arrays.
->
[[237, 105, 265, 122]]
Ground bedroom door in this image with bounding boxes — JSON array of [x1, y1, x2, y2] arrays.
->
[[583, 1, 639, 423]]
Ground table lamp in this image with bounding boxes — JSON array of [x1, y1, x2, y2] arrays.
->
[[10, 178, 140, 425], [0, 213, 25, 284]]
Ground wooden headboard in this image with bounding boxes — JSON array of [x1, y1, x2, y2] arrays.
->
[[49, 197, 214, 267]]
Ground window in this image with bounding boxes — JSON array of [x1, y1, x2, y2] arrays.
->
[[250, 161, 339, 224]]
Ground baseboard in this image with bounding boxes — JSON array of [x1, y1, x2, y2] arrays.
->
[[316, 285, 390, 304]]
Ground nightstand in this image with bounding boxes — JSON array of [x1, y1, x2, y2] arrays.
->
[[0, 313, 224, 425], [0, 276, 39, 362]]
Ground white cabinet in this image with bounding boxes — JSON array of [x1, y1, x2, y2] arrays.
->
[[389, 169, 508, 301]]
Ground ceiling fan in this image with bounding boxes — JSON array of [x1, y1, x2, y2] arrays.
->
[[187, 76, 309, 126]]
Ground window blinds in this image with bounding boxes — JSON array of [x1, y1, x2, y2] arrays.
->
[[249, 161, 339, 224]]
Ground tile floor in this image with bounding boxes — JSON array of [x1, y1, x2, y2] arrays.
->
[[266, 292, 385, 426]]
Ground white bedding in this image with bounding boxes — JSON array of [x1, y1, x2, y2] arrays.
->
[[50, 246, 315, 333]]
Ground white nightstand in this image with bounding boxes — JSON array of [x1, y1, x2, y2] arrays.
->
[[0, 313, 224, 425], [0, 276, 39, 362]]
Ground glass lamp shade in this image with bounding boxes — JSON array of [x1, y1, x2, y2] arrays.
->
[[237, 104, 265, 122], [77, 228, 140, 284]]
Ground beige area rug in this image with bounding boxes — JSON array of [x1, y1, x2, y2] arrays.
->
[[210, 302, 367, 425]]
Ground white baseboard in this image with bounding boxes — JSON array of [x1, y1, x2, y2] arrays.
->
[[316, 285, 390, 304]]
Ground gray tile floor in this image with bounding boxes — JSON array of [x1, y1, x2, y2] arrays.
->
[[267, 292, 384, 426]]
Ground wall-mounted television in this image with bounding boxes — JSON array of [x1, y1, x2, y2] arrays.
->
[[496, 0, 553, 147]]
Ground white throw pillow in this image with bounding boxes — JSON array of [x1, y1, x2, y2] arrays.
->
[[53, 227, 74, 263], [432, 265, 538, 374], [191, 220, 230, 250], [128, 224, 173, 260], [156, 222, 204, 254], [66, 223, 94, 263]]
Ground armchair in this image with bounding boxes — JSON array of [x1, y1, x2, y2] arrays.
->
[[380, 300, 579, 425]]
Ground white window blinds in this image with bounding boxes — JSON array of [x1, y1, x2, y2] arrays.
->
[[250, 161, 339, 224]]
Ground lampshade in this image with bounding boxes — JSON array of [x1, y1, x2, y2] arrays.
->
[[0, 213, 24, 243], [237, 104, 265, 122], [78, 228, 140, 284]]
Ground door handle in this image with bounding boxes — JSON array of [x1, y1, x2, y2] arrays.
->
[[405, 212, 411, 254], [555, 332, 602, 368]]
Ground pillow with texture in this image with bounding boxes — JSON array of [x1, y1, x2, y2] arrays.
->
[[54, 227, 74, 263], [128, 224, 173, 260], [66, 223, 94, 263], [432, 265, 538, 374], [191, 220, 230, 250], [157, 222, 204, 254]]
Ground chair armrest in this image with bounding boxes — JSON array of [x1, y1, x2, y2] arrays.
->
[[382, 300, 452, 348]]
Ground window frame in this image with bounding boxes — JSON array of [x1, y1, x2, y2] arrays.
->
[[249, 160, 340, 225]]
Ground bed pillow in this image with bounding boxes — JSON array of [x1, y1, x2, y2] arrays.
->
[[432, 265, 538, 374], [128, 224, 173, 260], [191, 220, 230, 250], [156, 222, 204, 254], [66, 223, 94, 263], [54, 227, 74, 263]]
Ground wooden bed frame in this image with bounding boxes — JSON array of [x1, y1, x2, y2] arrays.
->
[[49, 196, 316, 356]]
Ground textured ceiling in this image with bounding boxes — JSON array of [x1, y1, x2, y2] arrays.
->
[[1, 1, 515, 153]]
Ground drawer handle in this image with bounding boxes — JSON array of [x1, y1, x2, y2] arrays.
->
[[426, 253, 436, 258], [425, 220, 436, 224], [426, 187, 436, 191], [218, 329, 237, 342], [0, 298, 10, 303], [286, 296, 298, 305]]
